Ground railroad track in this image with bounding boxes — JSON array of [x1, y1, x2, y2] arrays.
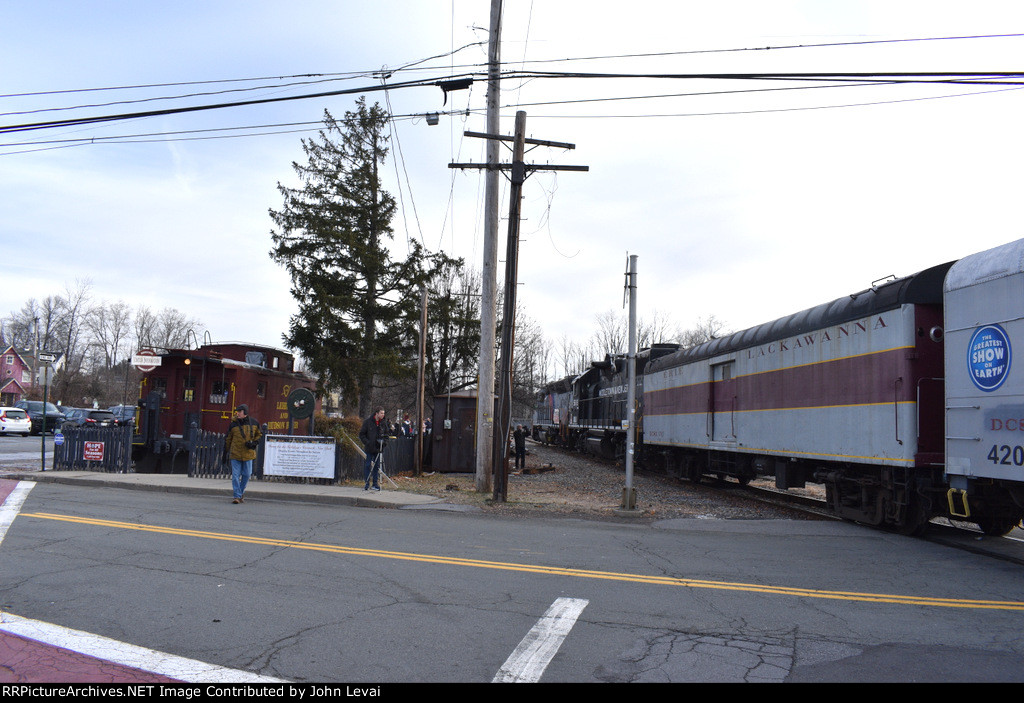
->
[[534, 441, 1024, 565]]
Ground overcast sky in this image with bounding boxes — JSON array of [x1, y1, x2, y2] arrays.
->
[[3, 1, 1024, 366]]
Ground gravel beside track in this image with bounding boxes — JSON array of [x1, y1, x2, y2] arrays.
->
[[388, 440, 830, 523]]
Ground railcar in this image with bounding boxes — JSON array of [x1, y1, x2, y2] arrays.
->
[[133, 342, 317, 473], [639, 238, 1024, 535], [531, 376, 573, 445], [942, 239, 1024, 535], [569, 343, 679, 461]]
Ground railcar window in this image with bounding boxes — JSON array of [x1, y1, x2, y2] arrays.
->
[[713, 362, 734, 381], [211, 381, 229, 404], [257, 382, 266, 398], [246, 351, 266, 367]]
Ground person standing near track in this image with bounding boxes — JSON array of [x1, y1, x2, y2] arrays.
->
[[225, 404, 262, 504], [513, 424, 527, 472]]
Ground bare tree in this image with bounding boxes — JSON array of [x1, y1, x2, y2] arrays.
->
[[153, 307, 202, 350], [132, 305, 157, 350], [676, 315, 729, 348], [55, 279, 93, 400], [87, 300, 132, 368]]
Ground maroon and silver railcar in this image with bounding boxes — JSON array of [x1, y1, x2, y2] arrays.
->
[[134, 342, 317, 472], [642, 263, 952, 533]]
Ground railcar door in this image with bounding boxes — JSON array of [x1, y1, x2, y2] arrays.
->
[[709, 360, 737, 444]]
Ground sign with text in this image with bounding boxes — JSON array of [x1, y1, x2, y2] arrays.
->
[[83, 441, 104, 461], [131, 348, 161, 373], [263, 435, 335, 479]]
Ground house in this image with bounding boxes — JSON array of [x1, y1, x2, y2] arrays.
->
[[0, 345, 65, 405], [0, 345, 33, 406]]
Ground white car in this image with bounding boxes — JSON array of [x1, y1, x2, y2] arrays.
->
[[0, 407, 31, 436]]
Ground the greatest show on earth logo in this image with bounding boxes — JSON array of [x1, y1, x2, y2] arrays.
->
[[968, 324, 1012, 392]]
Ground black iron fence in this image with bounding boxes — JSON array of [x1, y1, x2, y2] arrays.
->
[[53, 425, 133, 473], [53, 423, 418, 483]]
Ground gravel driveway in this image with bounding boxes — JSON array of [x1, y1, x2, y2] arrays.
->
[[390, 440, 828, 523]]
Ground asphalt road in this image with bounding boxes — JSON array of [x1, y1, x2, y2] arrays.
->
[[0, 434, 53, 471], [3, 478, 1024, 683]]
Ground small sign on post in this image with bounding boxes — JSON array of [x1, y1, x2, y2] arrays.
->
[[131, 348, 161, 373]]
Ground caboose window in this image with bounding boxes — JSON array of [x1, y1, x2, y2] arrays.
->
[[257, 382, 266, 398], [211, 381, 229, 404]]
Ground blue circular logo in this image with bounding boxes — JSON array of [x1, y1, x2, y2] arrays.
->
[[968, 324, 1012, 392]]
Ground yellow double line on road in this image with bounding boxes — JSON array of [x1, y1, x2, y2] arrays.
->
[[22, 511, 1024, 611]]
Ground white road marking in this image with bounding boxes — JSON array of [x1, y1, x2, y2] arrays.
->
[[493, 597, 589, 683], [0, 481, 34, 544], [0, 480, 283, 683], [0, 610, 287, 683]]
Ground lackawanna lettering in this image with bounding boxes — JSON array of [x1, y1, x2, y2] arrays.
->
[[745, 316, 888, 360], [598, 385, 626, 397]]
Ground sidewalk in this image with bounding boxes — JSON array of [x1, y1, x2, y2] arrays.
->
[[0, 464, 451, 511]]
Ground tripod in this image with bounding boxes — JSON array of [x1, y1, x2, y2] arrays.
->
[[366, 438, 399, 490]]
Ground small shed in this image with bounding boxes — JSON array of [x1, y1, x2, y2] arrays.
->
[[428, 391, 496, 473]]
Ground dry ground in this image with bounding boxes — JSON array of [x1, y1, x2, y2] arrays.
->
[[377, 440, 826, 523]]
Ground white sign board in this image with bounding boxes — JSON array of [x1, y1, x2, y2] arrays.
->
[[263, 435, 335, 479], [132, 349, 161, 372]]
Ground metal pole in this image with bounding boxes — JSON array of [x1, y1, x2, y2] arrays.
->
[[475, 0, 502, 493], [40, 363, 49, 472], [622, 255, 638, 510]]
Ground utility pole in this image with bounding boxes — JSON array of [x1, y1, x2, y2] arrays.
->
[[452, 111, 588, 502], [475, 0, 502, 493], [491, 110, 527, 503], [415, 285, 427, 475], [622, 255, 639, 511]]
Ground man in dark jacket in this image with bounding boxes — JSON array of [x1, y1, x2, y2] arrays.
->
[[513, 424, 527, 471], [359, 407, 387, 491], [225, 404, 262, 504]]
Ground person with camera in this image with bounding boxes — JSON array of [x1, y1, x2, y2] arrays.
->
[[226, 404, 262, 504], [359, 407, 388, 492]]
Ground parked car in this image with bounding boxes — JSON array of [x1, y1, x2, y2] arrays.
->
[[61, 408, 118, 430], [14, 400, 65, 435], [107, 405, 138, 428], [0, 407, 31, 436]]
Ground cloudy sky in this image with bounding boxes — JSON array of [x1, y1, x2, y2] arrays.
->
[[3, 1, 1023, 367]]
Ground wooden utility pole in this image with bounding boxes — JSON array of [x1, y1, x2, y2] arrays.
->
[[415, 286, 427, 475], [451, 111, 588, 502], [474, 0, 502, 493]]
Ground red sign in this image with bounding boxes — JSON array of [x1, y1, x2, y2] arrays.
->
[[83, 441, 105, 461]]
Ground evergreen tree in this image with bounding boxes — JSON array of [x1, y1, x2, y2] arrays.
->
[[270, 98, 433, 417]]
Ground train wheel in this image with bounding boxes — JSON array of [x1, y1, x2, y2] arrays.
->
[[685, 459, 703, 484], [893, 495, 930, 537], [976, 515, 1022, 537]]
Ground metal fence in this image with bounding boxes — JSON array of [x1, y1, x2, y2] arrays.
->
[[52, 425, 417, 483], [53, 425, 133, 473]]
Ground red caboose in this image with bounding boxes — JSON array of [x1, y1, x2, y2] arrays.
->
[[135, 342, 318, 472]]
